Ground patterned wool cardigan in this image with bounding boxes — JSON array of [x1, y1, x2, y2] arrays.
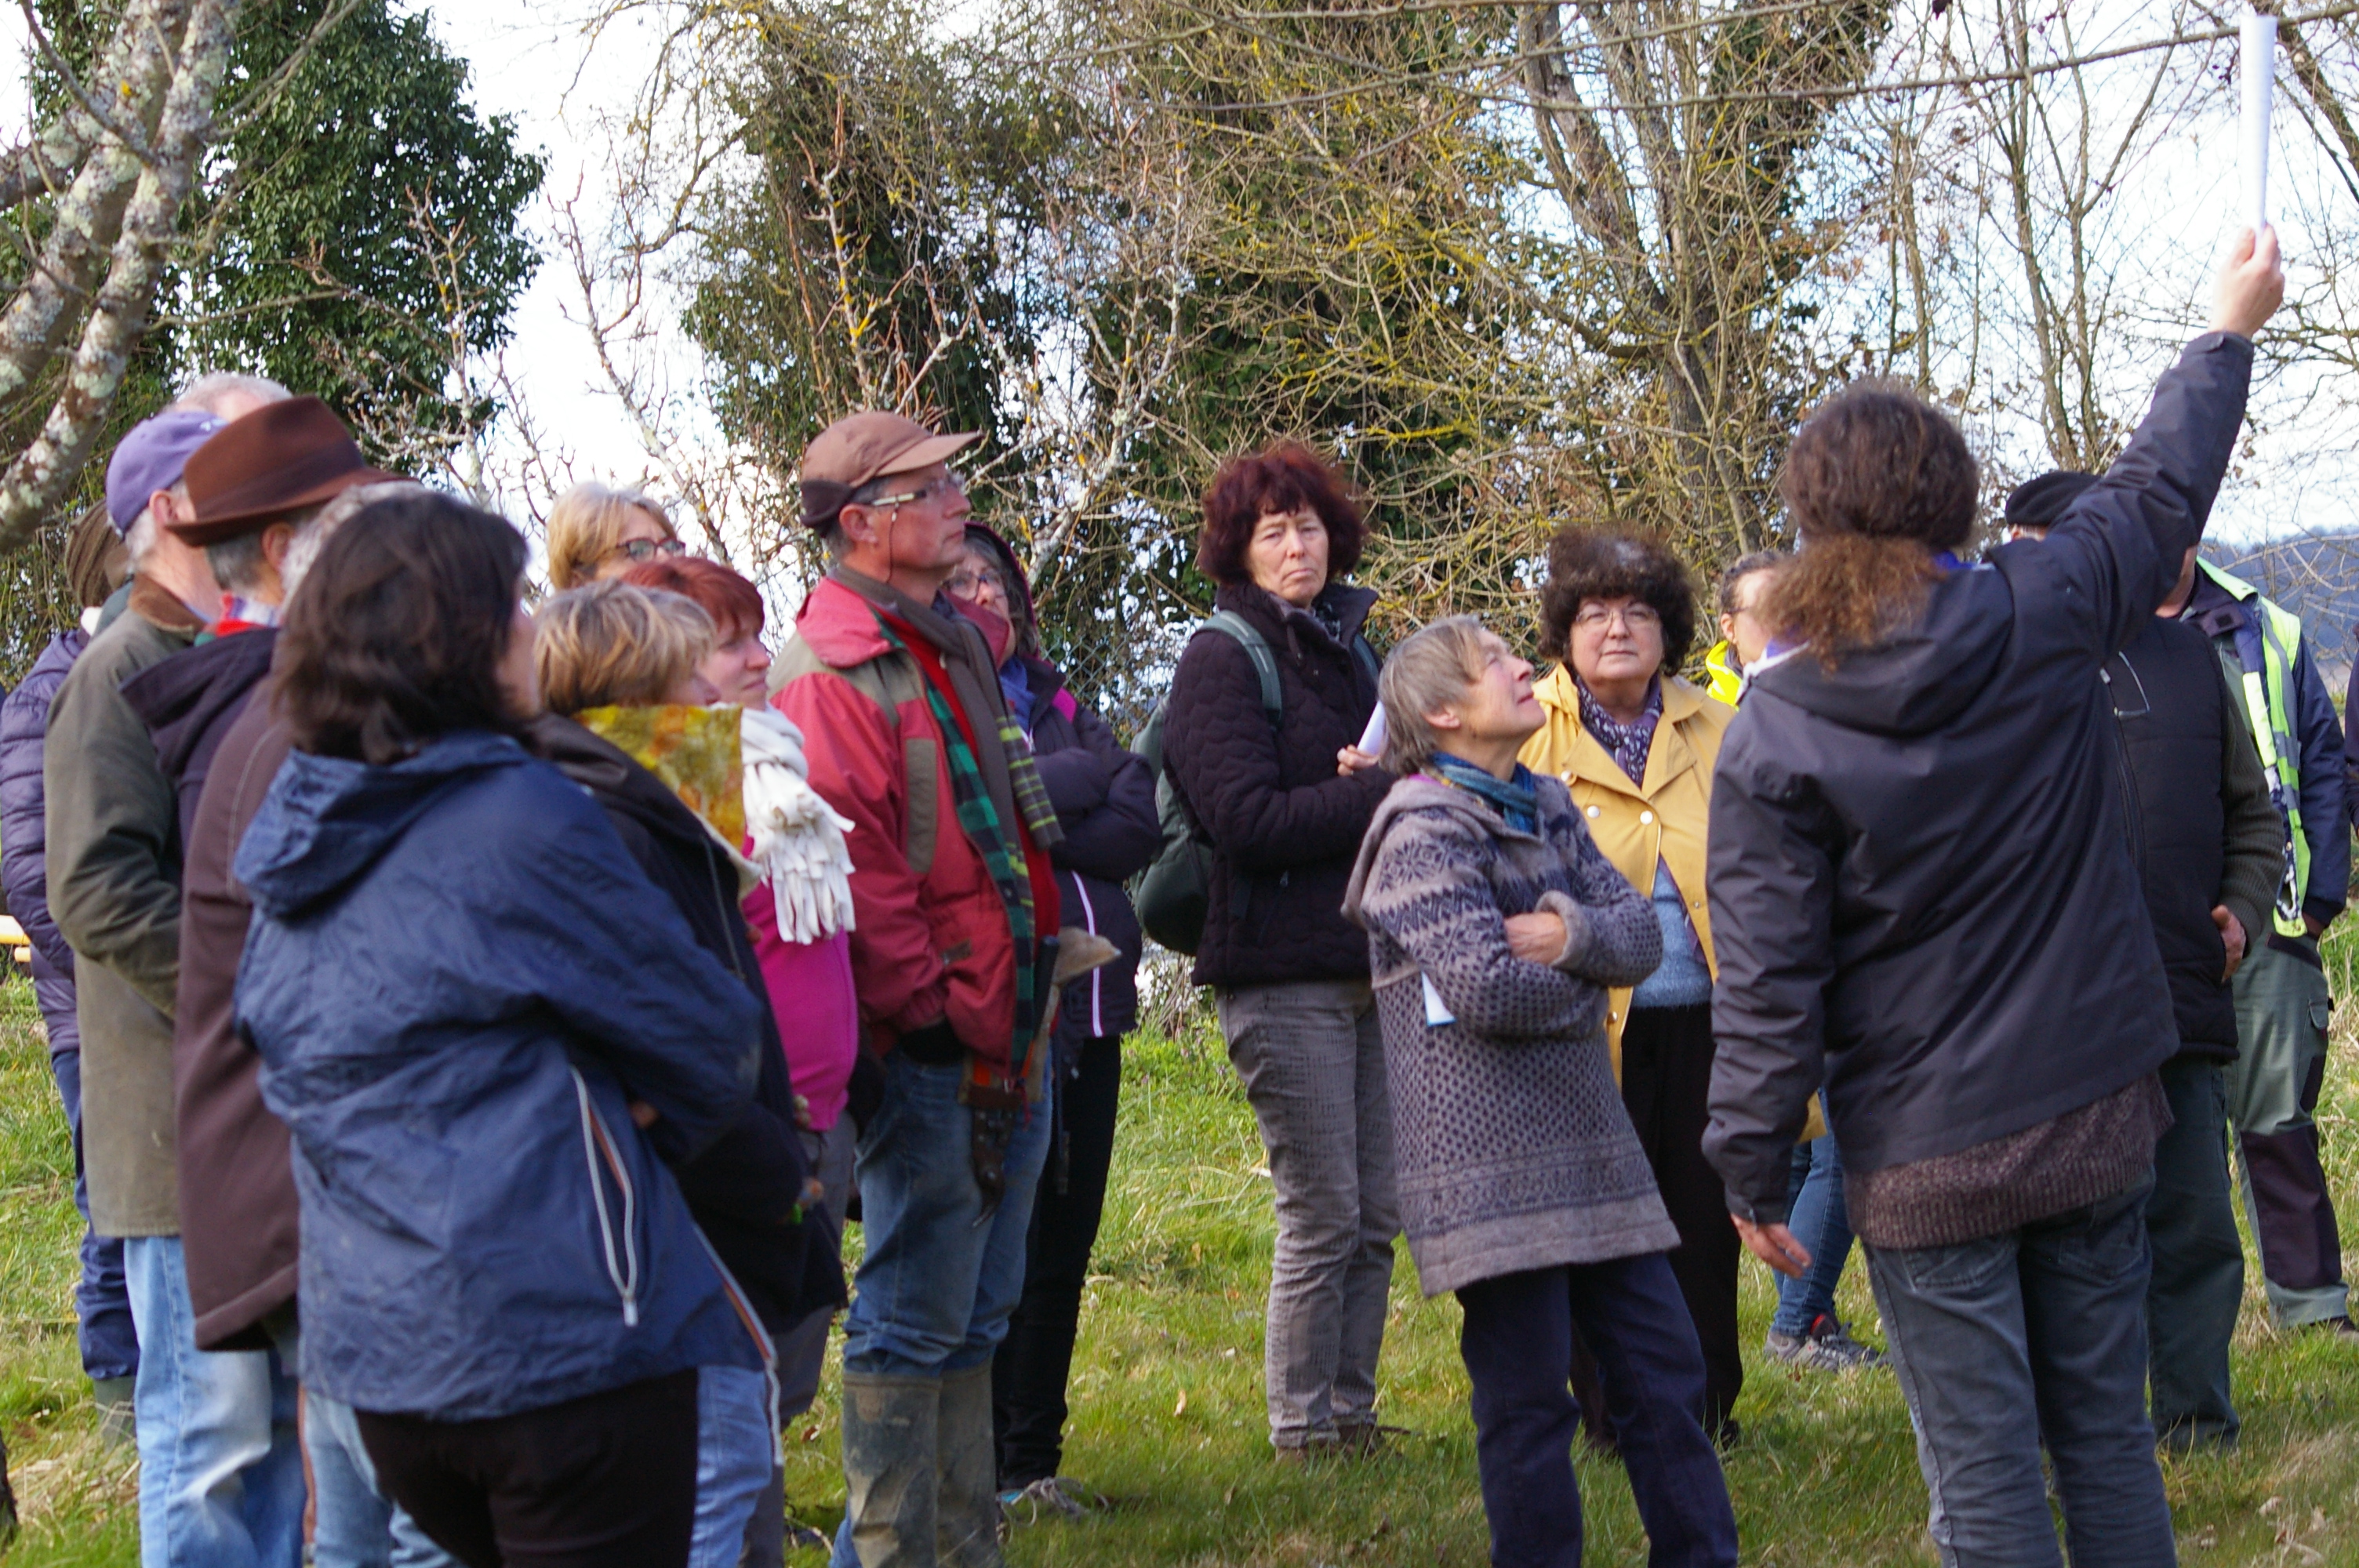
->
[[1343, 773, 1679, 1295]]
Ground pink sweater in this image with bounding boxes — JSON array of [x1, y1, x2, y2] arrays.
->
[[742, 876, 859, 1131]]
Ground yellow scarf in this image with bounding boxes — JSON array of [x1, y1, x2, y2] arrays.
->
[[572, 704, 747, 848]]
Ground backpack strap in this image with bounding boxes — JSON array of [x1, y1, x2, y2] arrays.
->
[[1198, 610, 1284, 724], [1348, 633, 1382, 691]]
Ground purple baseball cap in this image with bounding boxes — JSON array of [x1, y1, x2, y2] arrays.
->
[[105, 408, 227, 535]]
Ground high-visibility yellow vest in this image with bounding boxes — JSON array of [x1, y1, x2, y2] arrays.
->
[[2198, 561, 2312, 938], [1703, 640, 1745, 706]]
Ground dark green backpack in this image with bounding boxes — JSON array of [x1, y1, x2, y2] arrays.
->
[[1132, 612, 1377, 955]]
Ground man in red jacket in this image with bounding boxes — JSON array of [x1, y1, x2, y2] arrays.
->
[[773, 412, 1061, 1568]]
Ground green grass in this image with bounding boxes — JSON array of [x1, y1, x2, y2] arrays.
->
[[12, 950, 2359, 1564]]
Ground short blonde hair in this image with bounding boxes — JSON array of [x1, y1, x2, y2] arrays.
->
[[535, 581, 715, 716], [1377, 615, 1492, 777], [545, 482, 674, 590]]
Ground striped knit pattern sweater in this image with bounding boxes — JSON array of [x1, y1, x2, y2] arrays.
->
[[1343, 774, 1679, 1295]]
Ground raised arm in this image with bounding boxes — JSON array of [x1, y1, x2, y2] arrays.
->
[[2042, 230, 2283, 656]]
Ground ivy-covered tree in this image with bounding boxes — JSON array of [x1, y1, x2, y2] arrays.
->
[[0, 0, 542, 681]]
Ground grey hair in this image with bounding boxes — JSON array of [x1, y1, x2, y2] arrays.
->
[[205, 530, 272, 593], [284, 481, 429, 598], [1377, 615, 1493, 777], [174, 372, 291, 418], [123, 481, 189, 567]]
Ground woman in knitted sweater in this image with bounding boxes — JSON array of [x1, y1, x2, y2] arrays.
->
[[1343, 617, 1737, 1568]]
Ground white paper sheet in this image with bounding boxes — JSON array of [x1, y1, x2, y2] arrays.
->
[[1356, 702, 1387, 758], [2244, 9, 2277, 235], [1422, 973, 1456, 1027]]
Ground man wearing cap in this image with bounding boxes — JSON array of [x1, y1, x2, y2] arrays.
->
[[46, 391, 316, 1568], [773, 411, 1063, 1567], [2008, 474, 2282, 1449]]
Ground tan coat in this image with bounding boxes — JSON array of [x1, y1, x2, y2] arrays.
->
[[1520, 665, 1732, 1078]]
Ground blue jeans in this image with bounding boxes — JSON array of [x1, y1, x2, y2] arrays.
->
[[45, 1038, 138, 1381], [122, 1236, 305, 1568], [1456, 1254, 1738, 1568], [689, 1364, 776, 1568], [841, 1052, 1054, 1377], [1863, 1178, 2174, 1568], [300, 1387, 460, 1568], [1771, 1135, 1858, 1338]]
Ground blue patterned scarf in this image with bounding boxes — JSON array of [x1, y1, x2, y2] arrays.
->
[[1577, 675, 1662, 786], [1427, 753, 1541, 835]]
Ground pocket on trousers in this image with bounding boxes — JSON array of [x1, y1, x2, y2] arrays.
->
[[2041, 1180, 2152, 1289], [1881, 1234, 2015, 1295]]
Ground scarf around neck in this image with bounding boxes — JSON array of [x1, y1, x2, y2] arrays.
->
[[1427, 752, 1542, 835], [1577, 674, 1662, 787]]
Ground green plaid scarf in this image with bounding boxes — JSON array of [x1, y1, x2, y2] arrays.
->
[[874, 618, 1044, 1080]]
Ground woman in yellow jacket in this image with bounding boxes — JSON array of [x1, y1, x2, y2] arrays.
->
[[1518, 526, 1745, 1443]]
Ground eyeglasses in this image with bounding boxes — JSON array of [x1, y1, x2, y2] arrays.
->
[[947, 566, 1007, 597], [610, 537, 687, 564], [861, 473, 963, 510], [1572, 603, 1662, 633]]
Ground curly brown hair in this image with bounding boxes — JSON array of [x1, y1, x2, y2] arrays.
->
[[1197, 441, 1367, 587], [1536, 525, 1697, 666], [1768, 382, 1978, 666]]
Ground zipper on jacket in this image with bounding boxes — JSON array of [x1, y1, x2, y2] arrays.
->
[[571, 1068, 642, 1328]]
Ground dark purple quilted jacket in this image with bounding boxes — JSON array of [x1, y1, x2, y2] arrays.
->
[[2, 629, 86, 1040]]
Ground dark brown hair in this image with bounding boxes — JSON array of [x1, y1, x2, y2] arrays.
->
[[1537, 526, 1697, 666], [1716, 550, 1785, 618], [1770, 383, 1978, 665], [275, 492, 529, 764], [623, 556, 765, 641], [1197, 441, 1367, 587]]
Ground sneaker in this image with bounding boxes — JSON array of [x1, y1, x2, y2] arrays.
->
[[998, 1475, 1106, 1526], [1765, 1313, 1887, 1371]]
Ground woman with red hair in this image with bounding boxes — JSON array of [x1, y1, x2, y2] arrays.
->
[[1159, 442, 1398, 1461]]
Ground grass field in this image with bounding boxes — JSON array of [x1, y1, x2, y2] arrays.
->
[[10, 956, 2359, 1566]]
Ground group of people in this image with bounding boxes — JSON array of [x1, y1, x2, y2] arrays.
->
[[3, 216, 2350, 1568], [11, 396, 1158, 1568]]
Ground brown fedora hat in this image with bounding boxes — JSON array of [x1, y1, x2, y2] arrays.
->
[[172, 396, 400, 546]]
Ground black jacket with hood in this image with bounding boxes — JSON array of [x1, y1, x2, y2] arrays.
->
[[1703, 331, 2253, 1225], [527, 713, 842, 1338]]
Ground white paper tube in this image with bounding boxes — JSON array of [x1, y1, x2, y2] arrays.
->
[[1356, 702, 1387, 757], [2244, 9, 2277, 235]]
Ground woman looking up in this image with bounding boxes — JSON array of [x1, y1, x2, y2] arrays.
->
[[1346, 615, 1736, 1568]]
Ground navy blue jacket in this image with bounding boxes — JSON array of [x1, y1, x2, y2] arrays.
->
[[1, 630, 85, 1046], [1705, 331, 2251, 1222], [2185, 572, 2350, 928], [235, 731, 767, 1419]]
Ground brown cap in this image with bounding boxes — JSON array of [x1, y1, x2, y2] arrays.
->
[[172, 396, 400, 545], [65, 502, 127, 609], [798, 410, 979, 528]]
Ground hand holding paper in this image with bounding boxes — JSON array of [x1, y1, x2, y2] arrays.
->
[[2242, 9, 2276, 238]]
